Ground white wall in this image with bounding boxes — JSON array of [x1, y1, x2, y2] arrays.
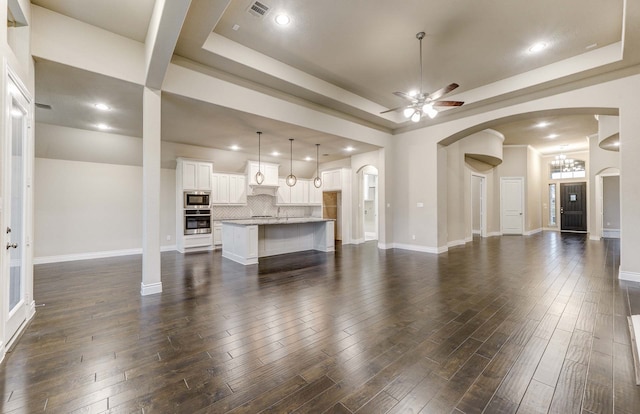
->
[[34, 158, 176, 260], [603, 176, 620, 230]]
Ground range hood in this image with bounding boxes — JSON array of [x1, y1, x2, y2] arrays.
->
[[248, 184, 279, 196]]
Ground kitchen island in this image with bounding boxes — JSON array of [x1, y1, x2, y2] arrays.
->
[[221, 217, 335, 265]]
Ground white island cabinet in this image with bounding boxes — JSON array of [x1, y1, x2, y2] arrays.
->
[[221, 218, 335, 265]]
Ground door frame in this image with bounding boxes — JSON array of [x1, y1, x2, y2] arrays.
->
[[2, 63, 34, 353], [500, 177, 525, 235], [470, 173, 487, 238], [595, 170, 620, 240]]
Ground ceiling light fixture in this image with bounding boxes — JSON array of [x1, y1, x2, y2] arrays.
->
[[96, 123, 110, 130], [313, 144, 322, 188], [304, 156, 312, 161], [271, 151, 280, 157], [528, 42, 547, 53], [345, 146, 355, 152], [231, 145, 240, 151], [286, 138, 297, 187], [275, 14, 290, 25], [94, 103, 111, 111], [547, 133, 558, 139], [535, 121, 549, 128], [255, 131, 264, 185]]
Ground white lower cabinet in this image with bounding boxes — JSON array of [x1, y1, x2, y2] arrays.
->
[[213, 222, 222, 247]]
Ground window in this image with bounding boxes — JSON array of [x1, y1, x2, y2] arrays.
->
[[550, 157, 586, 180], [549, 184, 556, 226]]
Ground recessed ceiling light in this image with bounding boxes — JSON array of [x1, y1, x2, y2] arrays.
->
[[96, 123, 110, 130], [275, 14, 290, 25], [231, 145, 240, 151], [613, 142, 620, 147], [94, 103, 111, 111], [408, 90, 419, 97], [304, 156, 312, 161], [547, 133, 558, 139], [345, 146, 355, 152], [271, 151, 280, 156], [535, 121, 549, 128], [528, 42, 547, 53]]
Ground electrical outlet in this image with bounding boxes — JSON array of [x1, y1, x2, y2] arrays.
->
[[412, 234, 416, 240], [166, 235, 171, 241]]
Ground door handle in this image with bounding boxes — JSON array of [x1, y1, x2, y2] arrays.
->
[[6, 242, 17, 250]]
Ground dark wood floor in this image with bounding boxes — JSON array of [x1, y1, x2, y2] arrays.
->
[[1, 232, 639, 413]]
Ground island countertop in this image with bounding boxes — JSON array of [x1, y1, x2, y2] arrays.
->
[[220, 217, 334, 226]]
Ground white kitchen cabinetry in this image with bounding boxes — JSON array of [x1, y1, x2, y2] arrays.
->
[[277, 179, 318, 205], [309, 183, 322, 205], [321, 169, 342, 191], [212, 173, 247, 205], [247, 161, 279, 187], [213, 222, 222, 247], [212, 173, 229, 204], [180, 159, 213, 191]]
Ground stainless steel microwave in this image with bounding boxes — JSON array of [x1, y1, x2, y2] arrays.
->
[[184, 191, 211, 209]]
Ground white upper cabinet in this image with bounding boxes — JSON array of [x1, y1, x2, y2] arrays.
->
[[213, 173, 246, 205], [247, 161, 279, 187], [179, 159, 213, 191], [309, 182, 322, 205], [321, 169, 342, 191]]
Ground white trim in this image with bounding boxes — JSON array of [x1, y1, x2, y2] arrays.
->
[[140, 282, 163, 296], [465, 236, 473, 243], [543, 227, 559, 232], [448, 239, 467, 248], [351, 237, 365, 245], [602, 229, 620, 238], [472, 230, 481, 235], [487, 231, 503, 237], [377, 242, 393, 249], [523, 228, 542, 236], [393, 243, 446, 254], [629, 315, 640, 385], [34, 245, 178, 264], [589, 235, 601, 241], [619, 268, 640, 283], [0, 341, 4, 364]]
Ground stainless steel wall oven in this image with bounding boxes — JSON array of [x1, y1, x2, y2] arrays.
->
[[184, 209, 211, 235]]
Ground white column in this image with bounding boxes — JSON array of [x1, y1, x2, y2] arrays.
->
[[141, 87, 162, 295]]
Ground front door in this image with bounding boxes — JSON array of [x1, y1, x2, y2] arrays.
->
[[560, 182, 587, 232], [4, 73, 30, 345]]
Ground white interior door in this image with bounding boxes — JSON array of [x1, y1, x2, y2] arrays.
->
[[501, 177, 524, 235], [4, 74, 29, 345]]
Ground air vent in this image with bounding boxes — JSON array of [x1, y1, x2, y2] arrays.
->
[[247, 1, 270, 18], [35, 102, 52, 110]]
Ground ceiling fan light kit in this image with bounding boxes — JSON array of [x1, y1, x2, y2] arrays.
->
[[381, 31, 464, 122]]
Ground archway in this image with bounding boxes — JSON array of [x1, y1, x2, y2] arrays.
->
[[356, 165, 379, 242]]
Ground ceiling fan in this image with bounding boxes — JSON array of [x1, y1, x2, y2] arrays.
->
[[381, 32, 464, 122]]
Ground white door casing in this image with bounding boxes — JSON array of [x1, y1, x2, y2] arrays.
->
[[501, 177, 524, 235], [471, 174, 487, 238]]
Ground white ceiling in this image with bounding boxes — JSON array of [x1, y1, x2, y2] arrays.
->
[[32, 0, 631, 161]]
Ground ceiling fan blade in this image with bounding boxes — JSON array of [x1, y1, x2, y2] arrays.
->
[[392, 91, 417, 102], [433, 100, 464, 107], [380, 105, 408, 114], [428, 83, 459, 101]]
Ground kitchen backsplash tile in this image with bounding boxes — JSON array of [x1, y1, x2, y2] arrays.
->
[[212, 194, 320, 219]]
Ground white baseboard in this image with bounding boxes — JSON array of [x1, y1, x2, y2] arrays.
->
[[447, 239, 467, 248], [619, 268, 640, 283], [351, 237, 365, 245], [603, 229, 620, 238], [628, 315, 640, 385], [486, 231, 502, 237], [523, 228, 542, 236], [543, 227, 559, 232], [140, 282, 163, 296], [377, 242, 393, 249], [465, 236, 473, 243], [34, 245, 178, 264], [472, 230, 481, 235], [393, 243, 446, 254], [589, 235, 601, 241]]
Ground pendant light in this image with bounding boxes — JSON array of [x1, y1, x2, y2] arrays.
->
[[285, 138, 297, 187], [313, 143, 322, 188], [255, 131, 264, 185]]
